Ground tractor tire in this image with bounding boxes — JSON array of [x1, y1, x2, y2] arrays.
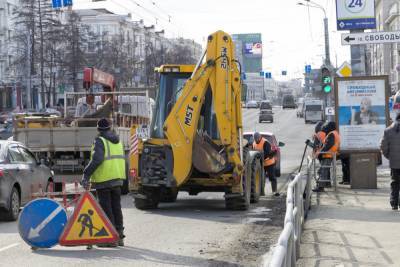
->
[[159, 188, 178, 203], [225, 158, 253, 210], [134, 187, 160, 210], [250, 159, 262, 203]]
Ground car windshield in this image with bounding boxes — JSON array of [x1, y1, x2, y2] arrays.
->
[[305, 105, 322, 111], [260, 102, 272, 109]]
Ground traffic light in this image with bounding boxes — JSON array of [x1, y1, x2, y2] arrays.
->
[[321, 67, 332, 93]]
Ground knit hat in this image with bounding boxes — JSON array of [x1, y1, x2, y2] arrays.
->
[[97, 118, 110, 131]]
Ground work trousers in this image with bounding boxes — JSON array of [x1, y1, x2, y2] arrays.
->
[[390, 169, 400, 207], [318, 158, 332, 187], [264, 165, 277, 192], [97, 186, 124, 236], [341, 156, 350, 183]]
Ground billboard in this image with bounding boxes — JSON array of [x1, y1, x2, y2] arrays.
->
[[244, 42, 262, 56], [232, 33, 262, 72], [336, 0, 376, 31], [335, 76, 389, 152]]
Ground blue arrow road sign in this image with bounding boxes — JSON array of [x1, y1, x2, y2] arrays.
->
[[18, 198, 67, 248], [52, 0, 62, 8], [63, 0, 73, 7], [305, 65, 311, 74]]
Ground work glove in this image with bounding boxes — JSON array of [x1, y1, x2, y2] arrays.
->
[[80, 176, 90, 191], [305, 139, 314, 148]]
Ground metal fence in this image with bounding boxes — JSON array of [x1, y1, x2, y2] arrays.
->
[[263, 156, 313, 267], [264, 153, 338, 267]]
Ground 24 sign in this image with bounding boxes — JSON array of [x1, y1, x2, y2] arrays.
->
[[347, 0, 364, 10]]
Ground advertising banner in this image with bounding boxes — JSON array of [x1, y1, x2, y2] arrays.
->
[[243, 42, 262, 56], [335, 76, 389, 151], [336, 0, 376, 30]]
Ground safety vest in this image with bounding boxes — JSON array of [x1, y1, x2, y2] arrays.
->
[[90, 137, 126, 183], [253, 138, 276, 166], [322, 130, 340, 159], [312, 131, 326, 157], [316, 131, 326, 145]]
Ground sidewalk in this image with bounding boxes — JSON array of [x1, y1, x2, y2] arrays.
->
[[297, 167, 399, 266]]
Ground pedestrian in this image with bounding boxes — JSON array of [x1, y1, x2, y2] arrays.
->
[[338, 152, 350, 185], [380, 113, 400, 210], [312, 121, 340, 192], [252, 132, 279, 196], [81, 118, 126, 246]]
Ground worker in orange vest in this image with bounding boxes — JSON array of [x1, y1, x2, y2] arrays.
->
[[312, 121, 326, 158], [313, 121, 340, 192], [253, 132, 279, 196]]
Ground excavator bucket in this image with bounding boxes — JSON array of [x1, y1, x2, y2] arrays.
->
[[192, 131, 227, 174]]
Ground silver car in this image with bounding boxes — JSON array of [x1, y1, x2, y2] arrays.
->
[[0, 141, 54, 221]]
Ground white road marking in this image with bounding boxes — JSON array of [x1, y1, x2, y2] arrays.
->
[[0, 243, 19, 252]]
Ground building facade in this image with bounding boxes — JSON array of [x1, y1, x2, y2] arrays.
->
[[0, 0, 20, 111], [366, 0, 398, 93], [232, 33, 262, 73]]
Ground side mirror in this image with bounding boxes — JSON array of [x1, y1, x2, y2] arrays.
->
[[278, 141, 285, 147]]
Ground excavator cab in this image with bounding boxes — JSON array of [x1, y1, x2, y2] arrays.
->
[[151, 65, 195, 139]]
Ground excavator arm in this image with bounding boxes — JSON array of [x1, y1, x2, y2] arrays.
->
[[164, 31, 244, 187]]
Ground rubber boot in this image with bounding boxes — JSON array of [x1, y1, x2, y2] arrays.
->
[[271, 180, 279, 196], [118, 230, 125, 247]]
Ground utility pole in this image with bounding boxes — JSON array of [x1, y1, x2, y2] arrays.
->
[[323, 17, 331, 66], [26, 31, 32, 109], [298, 0, 334, 120]]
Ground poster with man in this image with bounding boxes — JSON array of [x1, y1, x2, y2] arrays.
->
[[335, 76, 389, 151]]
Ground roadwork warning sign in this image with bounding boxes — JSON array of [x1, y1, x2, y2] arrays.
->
[[59, 192, 118, 246]]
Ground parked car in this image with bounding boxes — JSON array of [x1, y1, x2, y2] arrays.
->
[[246, 100, 259, 108], [0, 140, 54, 221], [259, 109, 274, 123], [243, 131, 285, 177]]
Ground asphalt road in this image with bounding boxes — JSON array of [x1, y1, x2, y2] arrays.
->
[[0, 107, 313, 267]]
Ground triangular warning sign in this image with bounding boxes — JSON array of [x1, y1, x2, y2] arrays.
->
[[59, 192, 119, 246]]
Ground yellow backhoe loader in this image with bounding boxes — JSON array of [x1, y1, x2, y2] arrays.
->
[[130, 30, 264, 210]]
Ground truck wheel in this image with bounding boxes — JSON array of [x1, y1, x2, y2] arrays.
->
[[225, 160, 253, 211], [250, 159, 262, 203], [159, 188, 178, 203], [134, 188, 160, 210]]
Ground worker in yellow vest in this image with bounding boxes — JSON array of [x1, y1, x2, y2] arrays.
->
[[82, 118, 126, 246], [253, 132, 279, 196], [313, 121, 340, 192]]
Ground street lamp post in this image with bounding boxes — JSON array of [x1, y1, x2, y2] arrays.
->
[[297, 0, 331, 66]]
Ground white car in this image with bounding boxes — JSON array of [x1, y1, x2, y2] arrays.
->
[[246, 101, 258, 108]]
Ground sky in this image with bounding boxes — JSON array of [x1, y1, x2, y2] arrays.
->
[[74, 0, 350, 81]]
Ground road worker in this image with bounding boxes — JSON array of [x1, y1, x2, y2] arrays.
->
[[81, 118, 126, 247], [312, 121, 326, 158], [253, 132, 279, 196], [312, 121, 340, 192]]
